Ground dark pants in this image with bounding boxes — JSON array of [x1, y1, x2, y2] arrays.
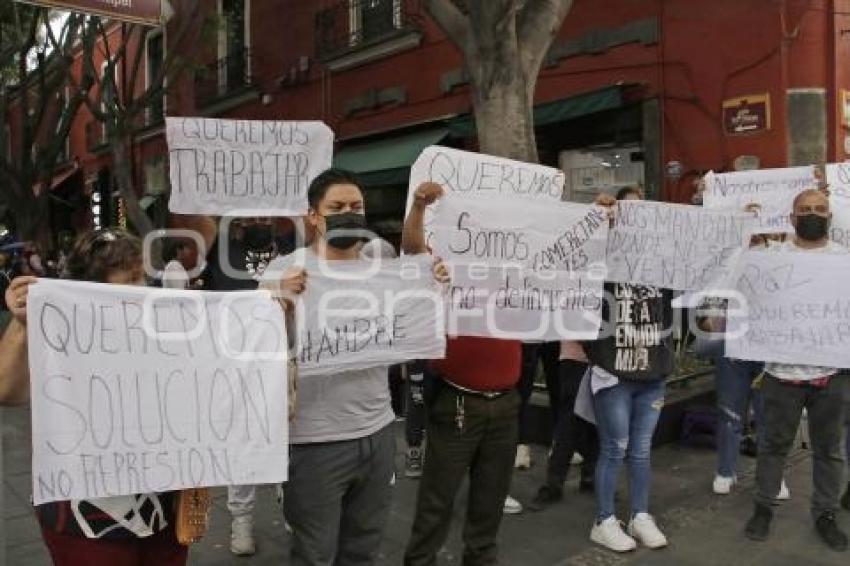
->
[[406, 361, 432, 448], [41, 525, 187, 566], [284, 424, 396, 566], [755, 374, 847, 519], [517, 342, 561, 444], [405, 387, 520, 566], [545, 360, 598, 488]]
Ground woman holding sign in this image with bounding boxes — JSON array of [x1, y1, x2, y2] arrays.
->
[[0, 229, 189, 565], [583, 188, 673, 553]]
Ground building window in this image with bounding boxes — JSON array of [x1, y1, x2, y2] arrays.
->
[[349, 0, 402, 47], [145, 29, 165, 125], [99, 60, 120, 143], [217, 0, 251, 94]]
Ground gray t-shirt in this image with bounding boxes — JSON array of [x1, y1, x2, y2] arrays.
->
[[262, 248, 394, 444]]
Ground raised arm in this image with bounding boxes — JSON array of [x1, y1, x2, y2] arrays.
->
[[402, 182, 444, 255]]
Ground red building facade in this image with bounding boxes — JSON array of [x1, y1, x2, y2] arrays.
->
[[8, 0, 850, 240]]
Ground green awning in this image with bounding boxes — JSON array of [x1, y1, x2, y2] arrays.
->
[[334, 127, 449, 187], [448, 85, 625, 138]]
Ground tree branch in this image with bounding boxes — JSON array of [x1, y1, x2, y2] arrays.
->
[[517, 0, 573, 82], [424, 0, 471, 55]]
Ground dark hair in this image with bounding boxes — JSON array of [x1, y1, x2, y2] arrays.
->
[[307, 168, 363, 209], [616, 186, 643, 201], [162, 238, 189, 263], [64, 228, 143, 282]]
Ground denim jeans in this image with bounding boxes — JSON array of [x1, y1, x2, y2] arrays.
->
[[593, 378, 665, 520], [715, 357, 764, 478]]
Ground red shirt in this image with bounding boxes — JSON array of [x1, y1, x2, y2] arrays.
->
[[430, 336, 521, 392]]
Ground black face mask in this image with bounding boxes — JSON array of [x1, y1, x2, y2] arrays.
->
[[795, 214, 829, 241], [324, 212, 369, 250], [242, 224, 274, 250]]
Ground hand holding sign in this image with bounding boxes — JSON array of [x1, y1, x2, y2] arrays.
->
[[5, 276, 36, 324]]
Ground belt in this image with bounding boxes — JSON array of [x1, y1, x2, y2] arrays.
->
[[444, 379, 512, 399]]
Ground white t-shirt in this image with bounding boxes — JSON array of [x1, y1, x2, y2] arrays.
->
[[764, 239, 846, 381], [261, 247, 394, 444]]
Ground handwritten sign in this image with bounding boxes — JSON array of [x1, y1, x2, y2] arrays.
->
[[704, 167, 815, 233], [285, 255, 446, 376], [824, 163, 850, 246], [445, 264, 605, 340], [166, 117, 333, 216], [431, 195, 608, 272], [27, 279, 289, 505], [724, 250, 850, 367], [405, 146, 566, 247], [605, 200, 753, 291]]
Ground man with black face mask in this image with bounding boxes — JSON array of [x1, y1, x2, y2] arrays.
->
[[198, 216, 295, 556], [745, 188, 849, 552]]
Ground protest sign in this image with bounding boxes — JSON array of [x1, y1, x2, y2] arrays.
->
[[724, 250, 850, 367], [287, 254, 446, 376], [704, 166, 815, 233], [27, 279, 289, 505], [431, 195, 609, 273], [605, 200, 753, 291], [445, 263, 605, 340], [166, 117, 333, 216], [824, 162, 850, 246], [405, 146, 566, 247]]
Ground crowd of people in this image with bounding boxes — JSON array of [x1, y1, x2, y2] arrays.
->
[[0, 171, 849, 566]]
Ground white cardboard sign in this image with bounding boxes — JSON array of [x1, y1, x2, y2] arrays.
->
[[27, 279, 289, 505], [724, 249, 850, 367], [605, 200, 754, 291], [166, 117, 333, 216], [704, 166, 815, 233], [288, 255, 446, 376], [405, 146, 567, 248]]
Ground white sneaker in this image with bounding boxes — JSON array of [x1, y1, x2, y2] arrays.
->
[[503, 495, 523, 514], [590, 516, 637, 552], [230, 516, 256, 556], [514, 444, 531, 470], [713, 474, 736, 495], [571, 452, 585, 465], [628, 513, 668, 549], [777, 479, 791, 500]]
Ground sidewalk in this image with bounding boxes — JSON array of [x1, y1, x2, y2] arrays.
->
[[3, 405, 848, 565]]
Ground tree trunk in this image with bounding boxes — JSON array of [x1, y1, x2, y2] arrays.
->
[[471, 73, 538, 163], [110, 130, 152, 237]]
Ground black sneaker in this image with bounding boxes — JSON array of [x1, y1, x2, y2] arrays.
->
[[527, 485, 563, 512], [745, 504, 773, 541], [841, 483, 850, 511], [815, 512, 848, 551]]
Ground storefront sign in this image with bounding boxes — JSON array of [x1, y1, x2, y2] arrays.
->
[[15, 0, 163, 26], [723, 94, 771, 136]]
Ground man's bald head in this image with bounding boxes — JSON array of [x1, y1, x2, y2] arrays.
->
[[792, 188, 829, 215]]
